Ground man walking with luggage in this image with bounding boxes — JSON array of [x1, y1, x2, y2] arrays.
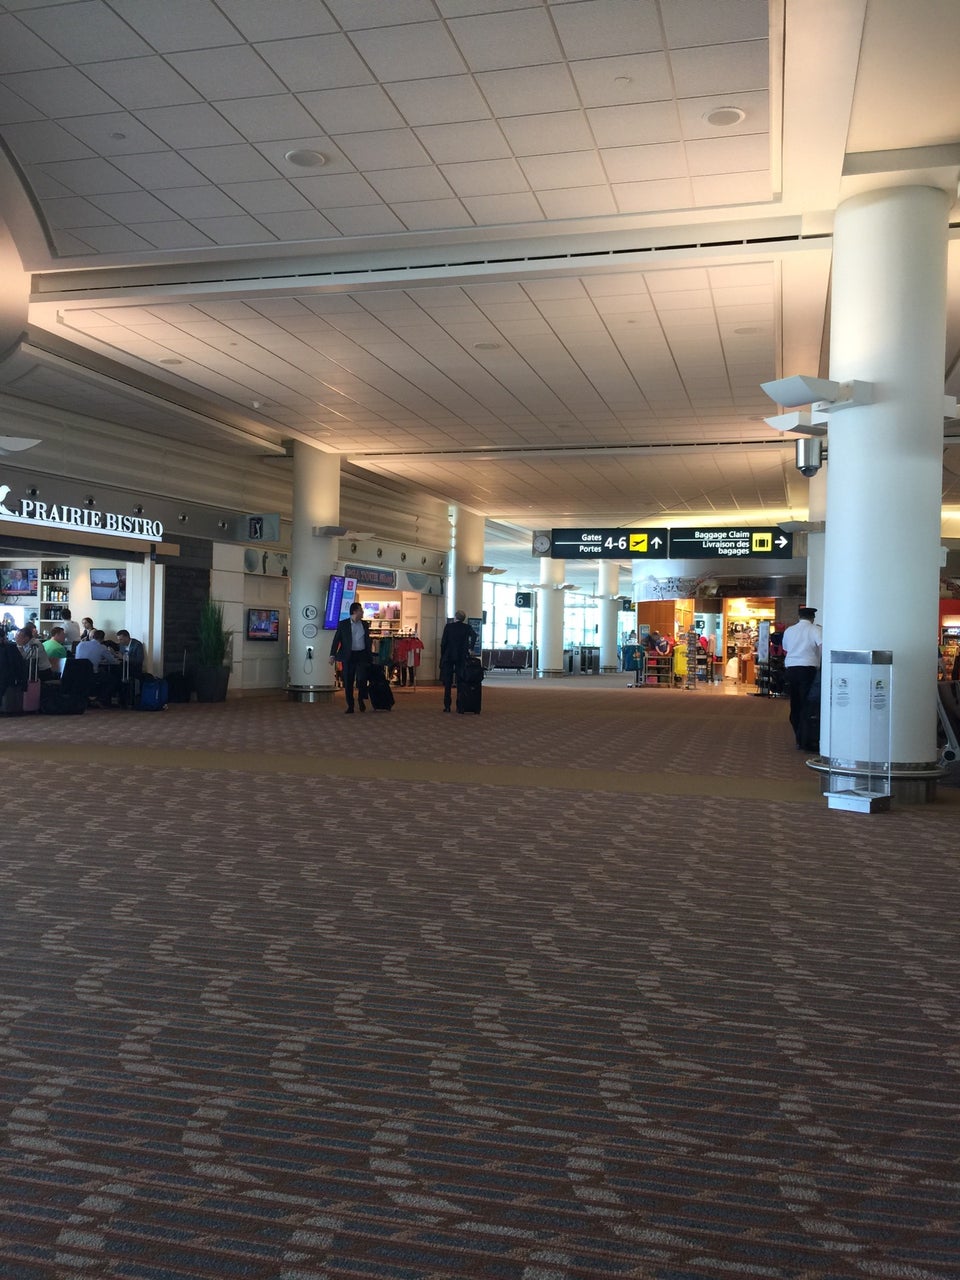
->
[[439, 610, 477, 713], [329, 601, 372, 714]]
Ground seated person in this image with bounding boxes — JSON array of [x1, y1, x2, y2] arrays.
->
[[115, 629, 146, 705], [42, 625, 69, 675], [16, 625, 55, 681], [75, 629, 121, 705]]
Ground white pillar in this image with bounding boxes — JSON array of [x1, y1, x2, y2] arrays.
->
[[821, 185, 949, 769], [804, 466, 827, 615], [537, 556, 566, 677], [448, 505, 485, 630], [289, 442, 341, 701], [598, 560, 620, 672]]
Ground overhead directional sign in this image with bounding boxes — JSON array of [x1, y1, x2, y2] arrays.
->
[[667, 527, 794, 559], [551, 527, 666, 558]]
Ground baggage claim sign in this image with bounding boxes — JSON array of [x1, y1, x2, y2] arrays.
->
[[548, 527, 794, 559]]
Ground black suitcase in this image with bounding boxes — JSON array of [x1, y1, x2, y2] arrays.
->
[[457, 657, 484, 714], [366, 664, 395, 711]]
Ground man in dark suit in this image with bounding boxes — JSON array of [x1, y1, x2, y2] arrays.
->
[[439, 610, 477, 713], [329, 601, 372, 714]]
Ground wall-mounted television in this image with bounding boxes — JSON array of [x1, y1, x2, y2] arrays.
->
[[322, 574, 357, 629], [247, 608, 280, 641], [90, 567, 127, 601], [0, 567, 38, 598]]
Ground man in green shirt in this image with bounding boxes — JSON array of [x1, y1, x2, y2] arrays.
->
[[42, 625, 68, 675]]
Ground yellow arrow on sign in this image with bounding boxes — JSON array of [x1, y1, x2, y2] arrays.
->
[[629, 533, 648, 552]]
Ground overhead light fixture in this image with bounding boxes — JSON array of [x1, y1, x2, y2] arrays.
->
[[760, 375, 873, 412], [0, 437, 41, 456], [704, 106, 746, 127], [764, 410, 828, 437], [284, 148, 326, 167]]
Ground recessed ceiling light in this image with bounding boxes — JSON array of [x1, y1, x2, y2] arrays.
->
[[734, 326, 762, 335], [704, 106, 746, 127], [110, 131, 127, 140], [159, 357, 182, 365], [284, 148, 326, 167], [473, 342, 501, 351]]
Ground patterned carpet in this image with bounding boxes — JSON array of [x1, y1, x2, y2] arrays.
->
[[1, 679, 958, 1279]]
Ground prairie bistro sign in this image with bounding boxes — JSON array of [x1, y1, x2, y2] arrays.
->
[[0, 488, 164, 542]]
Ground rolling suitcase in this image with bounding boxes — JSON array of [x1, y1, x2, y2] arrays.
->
[[139, 676, 168, 711], [366, 664, 395, 711], [23, 651, 41, 714], [457, 657, 484, 715]]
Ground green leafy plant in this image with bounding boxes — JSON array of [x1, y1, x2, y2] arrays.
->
[[196, 598, 233, 667]]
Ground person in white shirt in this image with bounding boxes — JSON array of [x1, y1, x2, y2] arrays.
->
[[59, 607, 82, 651], [781, 607, 823, 747]]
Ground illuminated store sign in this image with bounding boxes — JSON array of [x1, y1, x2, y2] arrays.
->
[[0, 486, 163, 542]]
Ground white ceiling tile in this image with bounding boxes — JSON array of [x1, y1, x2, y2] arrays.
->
[[415, 119, 510, 164], [476, 65, 579, 116], [298, 84, 404, 133], [166, 47, 287, 100], [217, 0, 339, 41], [394, 198, 475, 231], [0, 13, 65, 73], [601, 141, 687, 182], [536, 185, 618, 218], [692, 169, 772, 206], [519, 150, 605, 189], [440, 156, 528, 197], [254, 137, 353, 177], [460, 191, 543, 224], [3, 66, 119, 115], [89, 189, 179, 221], [663, 0, 769, 49], [39, 156, 139, 194], [67, 223, 155, 253], [448, 9, 563, 72], [4, 119, 93, 162], [43, 195, 116, 228], [108, 0, 242, 53], [255, 35, 373, 92], [553, 0, 664, 59], [365, 166, 453, 202], [134, 103, 244, 150], [291, 171, 381, 207], [350, 23, 466, 81], [180, 144, 281, 183], [18, 1, 153, 61], [647, 269, 710, 292], [570, 52, 673, 109], [0, 82, 42, 124], [670, 40, 768, 97], [214, 95, 322, 143], [385, 75, 489, 126], [678, 91, 769, 140], [255, 209, 340, 239], [587, 101, 681, 148], [128, 218, 213, 248], [220, 179, 312, 214], [335, 128, 432, 170], [59, 112, 167, 155], [685, 132, 769, 176], [612, 176, 693, 212], [20, 168, 73, 197], [498, 110, 593, 156], [158, 186, 248, 218], [111, 151, 207, 189], [327, 0, 436, 27], [190, 215, 277, 244], [79, 57, 202, 110]]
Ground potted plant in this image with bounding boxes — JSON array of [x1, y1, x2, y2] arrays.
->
[[194, 598, 233, 702]]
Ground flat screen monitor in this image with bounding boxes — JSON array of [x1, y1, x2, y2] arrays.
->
[[322, 574, 357, 629], [0, 567, 38, 597], [247, 608, 280, 641], [90, 567, 127, 601]]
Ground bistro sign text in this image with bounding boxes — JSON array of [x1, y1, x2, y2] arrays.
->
[[3, 496, 164, 541]]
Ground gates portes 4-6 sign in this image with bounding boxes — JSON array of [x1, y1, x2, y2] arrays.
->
[[550, 528, 666, 558]]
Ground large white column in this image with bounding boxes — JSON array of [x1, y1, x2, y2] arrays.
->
[[805, 466, 827, 614], [448, 505, 485, 632], [821, 185, 949, 770], [598, 560, 620, 672], [537, 556, 566, 677], [289, 442, 341, 702]]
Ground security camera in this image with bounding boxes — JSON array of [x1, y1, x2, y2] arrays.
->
[[796, 437, 823, 478]]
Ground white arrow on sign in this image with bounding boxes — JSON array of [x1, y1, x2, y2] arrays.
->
[[651, 536, 663, 548], [775, 536, 788, 548]]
